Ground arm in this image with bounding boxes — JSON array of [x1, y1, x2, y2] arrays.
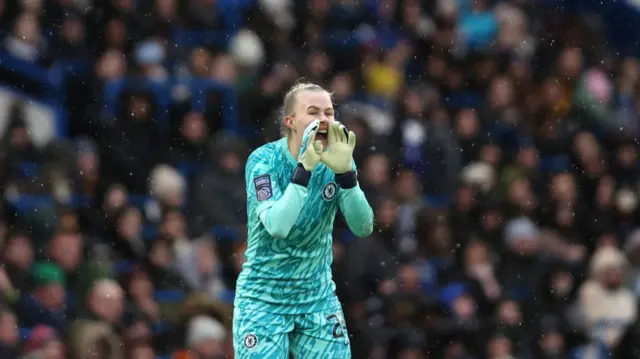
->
[[246, 153, 311, 239], [258, 184, 308, 239], [337, 162, 374, 237]]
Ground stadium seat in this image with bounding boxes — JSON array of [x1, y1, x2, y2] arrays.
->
[[19, 327, 31, 340], [171, 28, 228, 50], [424, 195, 451, 208], [442, 91, 483, 109], [210, 226, 238, 241], [218, 289, 235, 304], [539, 155, 570, 173], [187, 79, 239, 134], [0, 51, 65, 101], [18, 162, 39, 179], [154, 290, 187, 303], [114, 260, 135, 275], [143, 225, 159, 240], [175, 162, 203, 180]]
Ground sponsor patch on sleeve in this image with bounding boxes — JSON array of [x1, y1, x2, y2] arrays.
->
[[254, 174, 273, 202]]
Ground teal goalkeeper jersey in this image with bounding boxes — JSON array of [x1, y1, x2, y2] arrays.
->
[[235, 137, 373, 314]]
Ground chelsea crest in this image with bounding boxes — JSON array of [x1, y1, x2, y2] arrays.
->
[[322, 182, 338, 201]]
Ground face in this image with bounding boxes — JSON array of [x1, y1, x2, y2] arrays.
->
[[395, 170, 421, 200], [129, 97, 150, 120], [62, 18, 84, 43], [91, 285, 124, 323], [195, 338, 225, 358], [517, 147, 538, 170], [465, 242, 489, 267], [0, 311, 18, 345], [286, 90, 335, 147], [376, 199, 398, 228], [50, 233, 82, 271], [118, 208, 142, 240], [456, 109, 479, 138], [161, 211, 186, 239], [498, 300, 522, 325], [181, 112, 207, 144], [129, 271, 153, 298], [363, 154, 390, 186], [5, 235, 33, 270], [190, 48, 211, 77], [37, 284, 66, 311], [78, 152, 99, 177], [105, 186, 127, 211], [41, 340, 65, 359], [453, 295, 476, 319], [551, 271, 573, 297], [488, 337, 512, 358], [15, 15, 39, 45]]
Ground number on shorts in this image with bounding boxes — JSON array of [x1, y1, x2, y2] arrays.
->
[[326, 313, 345, 339]]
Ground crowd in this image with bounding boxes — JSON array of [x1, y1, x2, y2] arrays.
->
[[0, 0, 640, 358]]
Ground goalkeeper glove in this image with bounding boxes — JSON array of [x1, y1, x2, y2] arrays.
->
[[297, 119, 324, 171], [321, 121, 356, 174]]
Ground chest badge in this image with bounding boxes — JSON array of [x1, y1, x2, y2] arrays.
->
[[322, 182, 338, 201]]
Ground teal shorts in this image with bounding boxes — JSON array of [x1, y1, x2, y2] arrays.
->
[[233, 302, 351, 358]]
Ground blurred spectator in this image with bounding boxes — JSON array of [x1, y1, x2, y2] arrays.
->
[[577, 246, 636, 349]]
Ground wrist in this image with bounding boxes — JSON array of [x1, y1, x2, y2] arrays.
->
[[291, 164, 311, 187], [335, 171, 357, 189]]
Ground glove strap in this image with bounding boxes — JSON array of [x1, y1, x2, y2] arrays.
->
[[335, 171, 357, 189], [291, 164, 311, 187]]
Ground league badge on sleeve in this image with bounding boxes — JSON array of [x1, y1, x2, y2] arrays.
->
[[322, 182, 338, 201], [254, 175, 273, 201]]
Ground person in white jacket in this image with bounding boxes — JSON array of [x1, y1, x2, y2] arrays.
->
[[577, 245, 637, 349]]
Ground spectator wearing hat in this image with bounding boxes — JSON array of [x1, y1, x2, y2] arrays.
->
[[68, 279, 124, 359], [184, 315, 227, 359], [17, 262, 71, 333], [577, 245, 636, 350]]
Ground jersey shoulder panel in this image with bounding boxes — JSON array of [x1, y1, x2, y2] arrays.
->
[[245, 141, 280, 175]]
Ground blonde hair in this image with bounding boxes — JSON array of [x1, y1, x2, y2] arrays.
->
[[280, 81, 330, 137]]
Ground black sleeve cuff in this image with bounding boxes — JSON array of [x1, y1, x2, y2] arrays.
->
[[291, 164, 311, 187], [335, 171, 357, 189]]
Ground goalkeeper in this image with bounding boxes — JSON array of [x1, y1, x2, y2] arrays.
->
[[233, 82, 374, 359]]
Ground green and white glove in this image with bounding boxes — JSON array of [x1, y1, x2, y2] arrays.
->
[[321, 121, 356, 174], [298, 120, 324, 171]]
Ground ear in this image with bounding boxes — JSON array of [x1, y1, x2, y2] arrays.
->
[[285, 115, 296, 132]]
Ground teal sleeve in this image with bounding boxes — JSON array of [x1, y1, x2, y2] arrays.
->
[[258, 184, 308, 239], [338, 184, 374, 237]]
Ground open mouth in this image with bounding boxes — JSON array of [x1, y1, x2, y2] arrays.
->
[[316, 129, 328, 142]]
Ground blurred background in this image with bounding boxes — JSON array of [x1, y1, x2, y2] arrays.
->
[[2, 0, 640, 358]]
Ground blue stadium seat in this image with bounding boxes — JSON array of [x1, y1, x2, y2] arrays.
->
[[20, 327, 31, 340], [424, 195, 451, 208], [143, 225, 159, 240], [154, 290, 187, 303], [171, 28, 228, 50], [210, 226, 238, 241], [218, 289, 235, 304], [539, 155, 569, 173], [0, 51, 65, 101], [188, 78, 239, 133], [175, 162, 202, 179], [114, 260, 135, 275], [19, 162, 39, 179], [442, 92, 483, 109], [152, 321, 169, 334], [129, 194, 151, 208]]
